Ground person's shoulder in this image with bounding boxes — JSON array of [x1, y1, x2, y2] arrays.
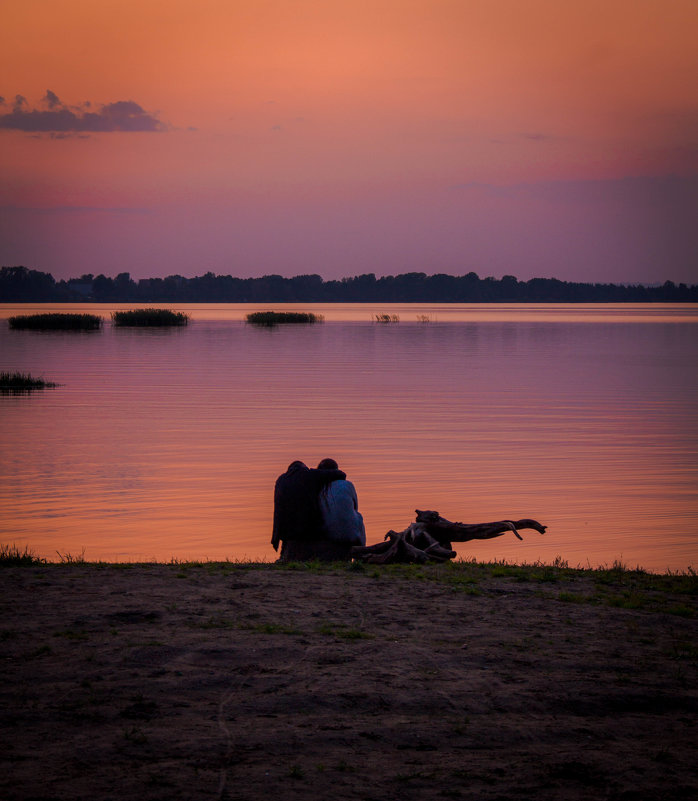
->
[[312, 467, 346, 483], [332, 478, 356, 493]]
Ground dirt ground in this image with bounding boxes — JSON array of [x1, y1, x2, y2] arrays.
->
[[1, 561, 696, 801]]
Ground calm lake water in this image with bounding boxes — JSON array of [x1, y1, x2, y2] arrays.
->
[[1, 303, 696, 571]]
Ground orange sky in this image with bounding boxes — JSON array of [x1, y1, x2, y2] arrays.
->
[[1, 0, 697, 282]]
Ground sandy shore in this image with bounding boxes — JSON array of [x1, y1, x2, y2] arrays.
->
[[2, 561, 696, 800]]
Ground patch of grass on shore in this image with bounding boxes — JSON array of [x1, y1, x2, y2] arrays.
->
[[55, 548, 86, 564], [338, 557, 696, 608], [0, 371, 58, 393], [111, 308, 189, 327], [8, 313, 102, 330], [246, 311, 324, 326], [0, 543, 45, 566], [239, 621, 303, 635], [316, 622, 371, 639]]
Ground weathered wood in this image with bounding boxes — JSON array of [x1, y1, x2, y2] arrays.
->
[[415, 510, 546, 544], [351, 510, 546, 564], [351, 539, 393, 558]]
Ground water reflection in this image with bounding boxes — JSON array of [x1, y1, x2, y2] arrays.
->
[[0, 304, 696, 571], [2, 302, 698, 324]]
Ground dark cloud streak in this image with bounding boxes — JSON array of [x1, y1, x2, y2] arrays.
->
[[0, 91, 167, 133]]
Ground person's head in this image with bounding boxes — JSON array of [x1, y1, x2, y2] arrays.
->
[[317, 458, 339, 470]]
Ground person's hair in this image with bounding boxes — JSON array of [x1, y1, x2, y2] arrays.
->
[[317, 458, 339, 470]]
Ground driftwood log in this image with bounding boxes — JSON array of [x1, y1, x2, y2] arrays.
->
[[351, 509, 547, 564]]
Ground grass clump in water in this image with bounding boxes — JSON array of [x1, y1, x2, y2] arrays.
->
[[0, 371, 57, 392], [374, 313, 400, 323], [246, 311, 324, 327], [112, 308, 189, 327], [8, 313, 102, 331]]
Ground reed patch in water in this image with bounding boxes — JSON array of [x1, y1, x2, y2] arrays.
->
[[0, 371, 57, 392], [374, 313, 400, 323], [8, 313, 102, 331], [246, 311, 324, 326], [111, 309, 189, 327]]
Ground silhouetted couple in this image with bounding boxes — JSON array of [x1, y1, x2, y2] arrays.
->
[[272, 458, 366, 562]]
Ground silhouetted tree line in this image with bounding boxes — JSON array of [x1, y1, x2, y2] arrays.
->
[[2, 265, 697, 303]]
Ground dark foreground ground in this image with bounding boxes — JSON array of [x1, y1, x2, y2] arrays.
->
[[1, 560, 697, 801]]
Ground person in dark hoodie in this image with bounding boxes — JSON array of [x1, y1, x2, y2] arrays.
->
[[271, 460, 346, 561]]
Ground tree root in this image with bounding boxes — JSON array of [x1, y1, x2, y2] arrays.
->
[[352, 510, 546, 564]]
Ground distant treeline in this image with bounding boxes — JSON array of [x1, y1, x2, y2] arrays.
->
[[1, 265, 697, 303]]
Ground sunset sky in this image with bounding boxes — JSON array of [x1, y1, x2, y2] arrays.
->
[[1, 0, 697, 284]]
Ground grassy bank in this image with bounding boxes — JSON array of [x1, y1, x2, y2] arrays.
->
[[1, 557, 696, 801], [2, 545, 695, 615]]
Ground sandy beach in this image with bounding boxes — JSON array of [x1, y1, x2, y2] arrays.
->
[[2, 561, 696, 800]]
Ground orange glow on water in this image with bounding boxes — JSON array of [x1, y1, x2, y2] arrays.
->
[[1, 304, 697, 571]]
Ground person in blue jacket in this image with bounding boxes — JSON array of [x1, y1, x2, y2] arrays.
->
[[315, 458, 366, 547]]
